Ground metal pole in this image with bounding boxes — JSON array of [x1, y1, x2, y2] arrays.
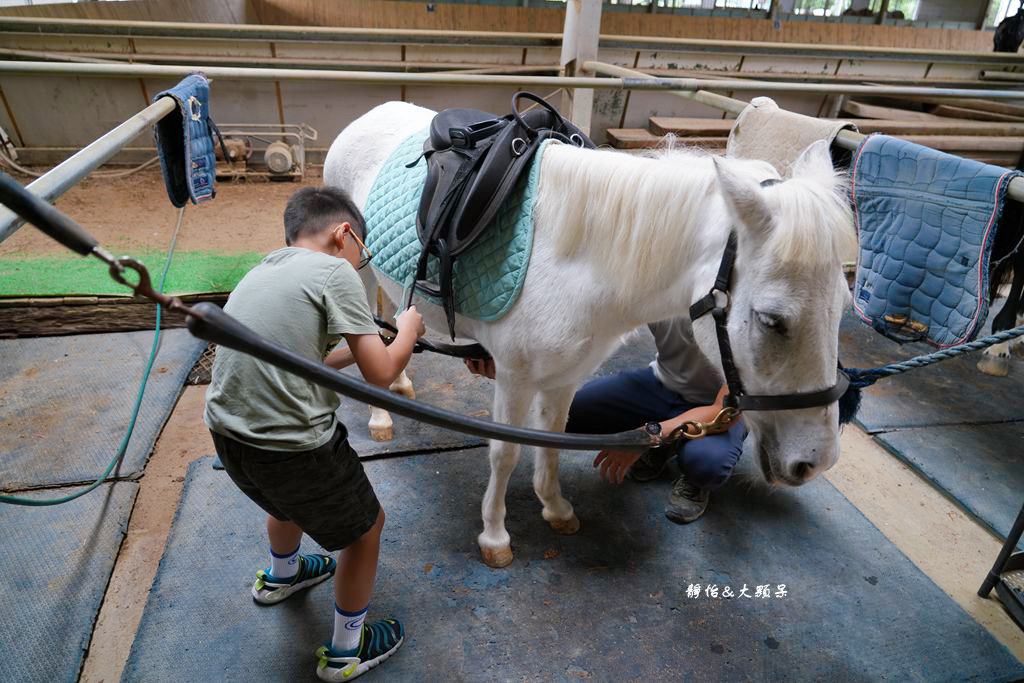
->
[[3, 17, 1024, 66], [978, 501, 1024, 597], [584, 60, 1024, 203], [981, 71, 1024, 81], [876, 0, 890, 24], [0, 96, 177, 244], [0, 47, 124, 64], [3, 62, 1024, 100]]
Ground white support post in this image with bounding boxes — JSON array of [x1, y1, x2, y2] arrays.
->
[[560, 0, 602, 136]]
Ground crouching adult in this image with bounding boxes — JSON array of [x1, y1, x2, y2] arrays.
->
[[467, 317, 745, 524]]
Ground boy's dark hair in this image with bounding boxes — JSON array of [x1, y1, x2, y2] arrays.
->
[[283, 186, 365, 246]]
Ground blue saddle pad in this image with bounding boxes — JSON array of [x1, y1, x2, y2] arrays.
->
[[851, 133, 1020, 347], [362, 129, 548, 321]]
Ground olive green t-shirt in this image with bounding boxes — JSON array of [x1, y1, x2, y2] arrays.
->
[[204, 247, 379, 451]]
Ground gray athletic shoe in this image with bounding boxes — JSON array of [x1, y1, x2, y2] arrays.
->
[[626, 445, 675, 482], [664, 474, 709, 524]]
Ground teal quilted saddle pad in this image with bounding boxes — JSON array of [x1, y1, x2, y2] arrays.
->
[[363, 129, 548, 321]]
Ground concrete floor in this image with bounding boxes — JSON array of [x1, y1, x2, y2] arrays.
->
[[76, 384, 1024, 681]]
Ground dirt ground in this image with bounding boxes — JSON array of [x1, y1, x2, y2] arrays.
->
[[0, 167, 322, 259]]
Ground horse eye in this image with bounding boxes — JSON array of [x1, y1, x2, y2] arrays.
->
[[756, 311, 787, 335]]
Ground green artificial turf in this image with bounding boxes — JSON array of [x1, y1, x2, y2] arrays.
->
[[0, 250, 264, 297]]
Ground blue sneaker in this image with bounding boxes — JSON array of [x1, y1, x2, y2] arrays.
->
[[315, 618, 405, 681], [251, 554, 336, 605]]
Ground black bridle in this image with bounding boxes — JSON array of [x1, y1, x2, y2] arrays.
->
[[688, 230, 849, 413]]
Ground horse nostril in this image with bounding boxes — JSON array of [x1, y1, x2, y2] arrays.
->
[[792, 461, 814, 481]]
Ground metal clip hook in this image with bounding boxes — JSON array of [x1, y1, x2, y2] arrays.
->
[[109, 257, 169, 305]]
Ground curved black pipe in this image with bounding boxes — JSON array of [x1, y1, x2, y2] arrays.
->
[[186, 302, 654, 451]]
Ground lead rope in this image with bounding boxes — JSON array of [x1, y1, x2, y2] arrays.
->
[[843, 324, 1024, 387], [837, 323, 1024, 424], [0, 206, 186, 506]]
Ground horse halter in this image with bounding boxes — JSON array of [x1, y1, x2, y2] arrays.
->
[[688, 229, 850, 413]]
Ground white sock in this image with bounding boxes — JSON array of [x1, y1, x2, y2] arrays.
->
[[332, 604, 367, 652], [270, 544, 300, 579]]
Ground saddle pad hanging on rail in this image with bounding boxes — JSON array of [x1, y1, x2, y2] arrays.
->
[[152, 73, 221, 207], [850, 133, 1021, 348], [363, 129, 548, 322]]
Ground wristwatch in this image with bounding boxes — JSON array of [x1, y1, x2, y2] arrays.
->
[[643, 421, 662, 437]]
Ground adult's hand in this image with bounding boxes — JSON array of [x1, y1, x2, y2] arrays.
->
[[593, 450, 643, 484], [464, 357, 496, 379]]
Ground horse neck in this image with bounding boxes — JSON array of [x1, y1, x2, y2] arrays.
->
[[537, 144, 731, 328]]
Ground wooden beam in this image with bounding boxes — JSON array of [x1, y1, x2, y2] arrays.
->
[[649, 117, 735, 136], [607, 128, 727, 149], [930, 104, 1024, 122], [841, 100, 951, 121], [0, 294, 227, 338]]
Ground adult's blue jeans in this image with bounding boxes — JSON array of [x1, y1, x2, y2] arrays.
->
[[565, 367, 745, 490]]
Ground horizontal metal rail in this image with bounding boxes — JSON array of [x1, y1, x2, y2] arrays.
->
[[3, 62, 1024, 100], [0, 47, 1006, 88], [0, 16, 1022, 66], [0, 96, 176, 243], [584, 60, 1024, 204], [981, 71, 1024, 82]]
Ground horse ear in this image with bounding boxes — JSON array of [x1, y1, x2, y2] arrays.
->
[[714, 158, 772, 235], [790, 139, 834, 180]]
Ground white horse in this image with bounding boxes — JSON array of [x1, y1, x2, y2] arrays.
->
[[325, 102, 856, 568]]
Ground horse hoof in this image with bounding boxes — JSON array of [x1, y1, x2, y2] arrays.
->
[[977, 356, 1010, 377], [369, 423, 394, 441], [480, 545, 514, 568], [548, 514, 581, 535]]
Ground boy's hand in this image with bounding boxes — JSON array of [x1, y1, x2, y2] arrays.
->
[[593, 450, 643, 484], [464, 358, 496, 379], [396, 306, 425, 338]]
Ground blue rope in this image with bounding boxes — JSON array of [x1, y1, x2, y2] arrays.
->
[[0, 207, 185, 506], [844, 323, 1024, 388]]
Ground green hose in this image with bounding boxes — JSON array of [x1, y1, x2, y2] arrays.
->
[[0, 208, 185, 506]]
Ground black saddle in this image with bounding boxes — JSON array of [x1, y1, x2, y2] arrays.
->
[[407, 92, 595, 338]]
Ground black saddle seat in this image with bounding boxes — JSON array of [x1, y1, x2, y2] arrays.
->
[[409, 92, 595, 338]]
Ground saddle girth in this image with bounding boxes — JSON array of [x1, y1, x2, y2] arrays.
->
[[408, 92, 595, 338]]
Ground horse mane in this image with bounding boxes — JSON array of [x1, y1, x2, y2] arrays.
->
[[538, 144, 721, 296], [758, 165, 857, 270], [537, 142, 855, 294]]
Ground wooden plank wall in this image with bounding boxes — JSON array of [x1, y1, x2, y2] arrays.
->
[[252, 0, 993, 51], [0, 0, 995, 53], [0, 0, 257, 24]]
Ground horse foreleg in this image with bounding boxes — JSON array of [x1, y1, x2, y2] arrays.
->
[[478, 380, 533, 568], [529, 386, 580, 535], [978, 342, 1011, 377], [980, 267, 1024, 376], [367, 371, 417, 441]]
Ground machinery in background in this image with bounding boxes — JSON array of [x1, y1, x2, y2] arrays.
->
[[214, 123, 318, 180]]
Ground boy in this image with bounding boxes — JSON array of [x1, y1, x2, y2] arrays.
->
[[205, 186, 424, 681]]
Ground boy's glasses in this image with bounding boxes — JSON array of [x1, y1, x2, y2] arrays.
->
[[345, 226, 373, 270]]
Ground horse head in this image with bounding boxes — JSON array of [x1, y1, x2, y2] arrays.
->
[[695, 141, 855, 486]]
